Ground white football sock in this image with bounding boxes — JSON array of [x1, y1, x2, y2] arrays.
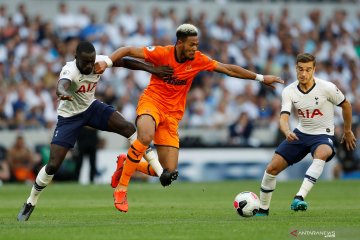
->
[[128, 132, 163, 176], [27, 166, 54, 205], [143, 148, 163, 176], [296, 159, 325, 198], [259, 171, 277, 210], [128, 132, 137, 145]]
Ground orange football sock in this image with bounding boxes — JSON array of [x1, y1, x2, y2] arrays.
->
[[119, 139, 147, 187], [137, 161, 157, 176]]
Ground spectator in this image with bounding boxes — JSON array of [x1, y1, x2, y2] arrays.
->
[[7, 135, 41, 182], [228, 112, 254, 146], [0, 145, 10, 184], [0, 2, 358, 150], [333, 124, 360, 179]]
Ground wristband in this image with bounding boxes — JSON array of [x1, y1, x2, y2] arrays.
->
[[104, 56, 113, 68], [255, 74, 264, 82]]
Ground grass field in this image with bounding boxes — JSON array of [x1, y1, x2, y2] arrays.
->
[[1, 180, 359, 240]]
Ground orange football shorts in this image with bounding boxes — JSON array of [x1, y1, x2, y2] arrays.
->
[[136, 98, 179, 148]]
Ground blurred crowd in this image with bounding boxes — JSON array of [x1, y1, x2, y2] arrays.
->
[[0, 3, 359, 132], [0, 2, 360, 182]]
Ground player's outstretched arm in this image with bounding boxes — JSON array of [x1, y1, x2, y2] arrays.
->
[[94, 47, 145, 74], [56, 79, 73, 101], [279, 113, 299, 142], [339, 99, 356, 151], [214, 62, 284, 89], [117, 57, 173, 80]]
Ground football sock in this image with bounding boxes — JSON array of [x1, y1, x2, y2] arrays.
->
[[128, 132, 137, 144], [143, 148, 163, 176], [128, 132, 163, 176], [119, 139, 147, 187], [27, 166, 54, 205], [136, 160, 157, 176], [259, 171, 277, 210], [296, 159, 325, 198]]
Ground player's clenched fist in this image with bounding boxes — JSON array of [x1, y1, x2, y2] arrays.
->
[[94, 61, 107, 74]]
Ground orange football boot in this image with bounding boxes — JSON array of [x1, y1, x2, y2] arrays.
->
[[111, 154, 126, 188], [113, 190, 128, 212]]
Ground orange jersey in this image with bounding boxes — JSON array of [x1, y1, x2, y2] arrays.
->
[[142, 45, 217, 120]]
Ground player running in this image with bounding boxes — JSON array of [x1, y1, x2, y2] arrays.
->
[[255, 53, 356, 216], [17, 41, 173, 221], [95, 23, 284, 212]]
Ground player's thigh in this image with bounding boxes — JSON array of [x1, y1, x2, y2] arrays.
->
[[312, 144, 333, 160], [51, 115, 84, 149], [136, 115, 157, 145], [156, 145, 179, 171], [107, 111, 136, 138], [266, 153, 288, 175], [86, 100, 117, 131], [136, 100, 161, 145], [274, 136, 309, 166], [310, 134, 336, 161]]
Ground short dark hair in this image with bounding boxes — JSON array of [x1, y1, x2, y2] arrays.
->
[[76, 41, 95, 55], [176, 24, 198, 42], [296, 53, 316, 66]]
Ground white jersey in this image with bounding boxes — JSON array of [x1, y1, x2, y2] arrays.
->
[[57, 55, 107, 117], [281, 77, 345, 135]]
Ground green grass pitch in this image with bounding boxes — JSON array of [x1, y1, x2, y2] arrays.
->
[[0, 180, 359, 240]]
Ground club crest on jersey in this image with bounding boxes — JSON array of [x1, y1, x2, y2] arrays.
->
[[297, 109, 323, 118], [146, 46, 155, 51], [76, 82, 97, 93], [315, 96, 319, 105]]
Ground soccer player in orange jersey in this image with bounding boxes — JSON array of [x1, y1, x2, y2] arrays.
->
[[95, 24, 284, 212]]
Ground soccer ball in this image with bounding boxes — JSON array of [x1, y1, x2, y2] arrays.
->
[[233, 191, 260, 217]]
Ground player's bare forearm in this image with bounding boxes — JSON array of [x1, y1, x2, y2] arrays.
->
[[215, 63, 256, 79], [341, 99, 353, 132], [94, 47, 146, 74], [279, 114, 291, 136], [114, 57, 152, 71], [279, 113, 298, 141], [113, 57, 173, 79], [110, 47, 144, 63], [214, 63, 283, 88], [340, 99, 356, 150]]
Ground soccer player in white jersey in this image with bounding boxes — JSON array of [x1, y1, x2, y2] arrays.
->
[[17, 41, 174, 221], [256, 53, 357, 216]]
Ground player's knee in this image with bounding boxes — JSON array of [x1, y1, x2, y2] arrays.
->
[[314, 145, 332, 160], [314, 151, 331, 161], [266, 165, 281, 176], [137, 134, 153, 146]]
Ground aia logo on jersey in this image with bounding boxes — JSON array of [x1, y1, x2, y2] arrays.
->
[[76, 83, 97, 93], [298, 109, 323, 118]]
